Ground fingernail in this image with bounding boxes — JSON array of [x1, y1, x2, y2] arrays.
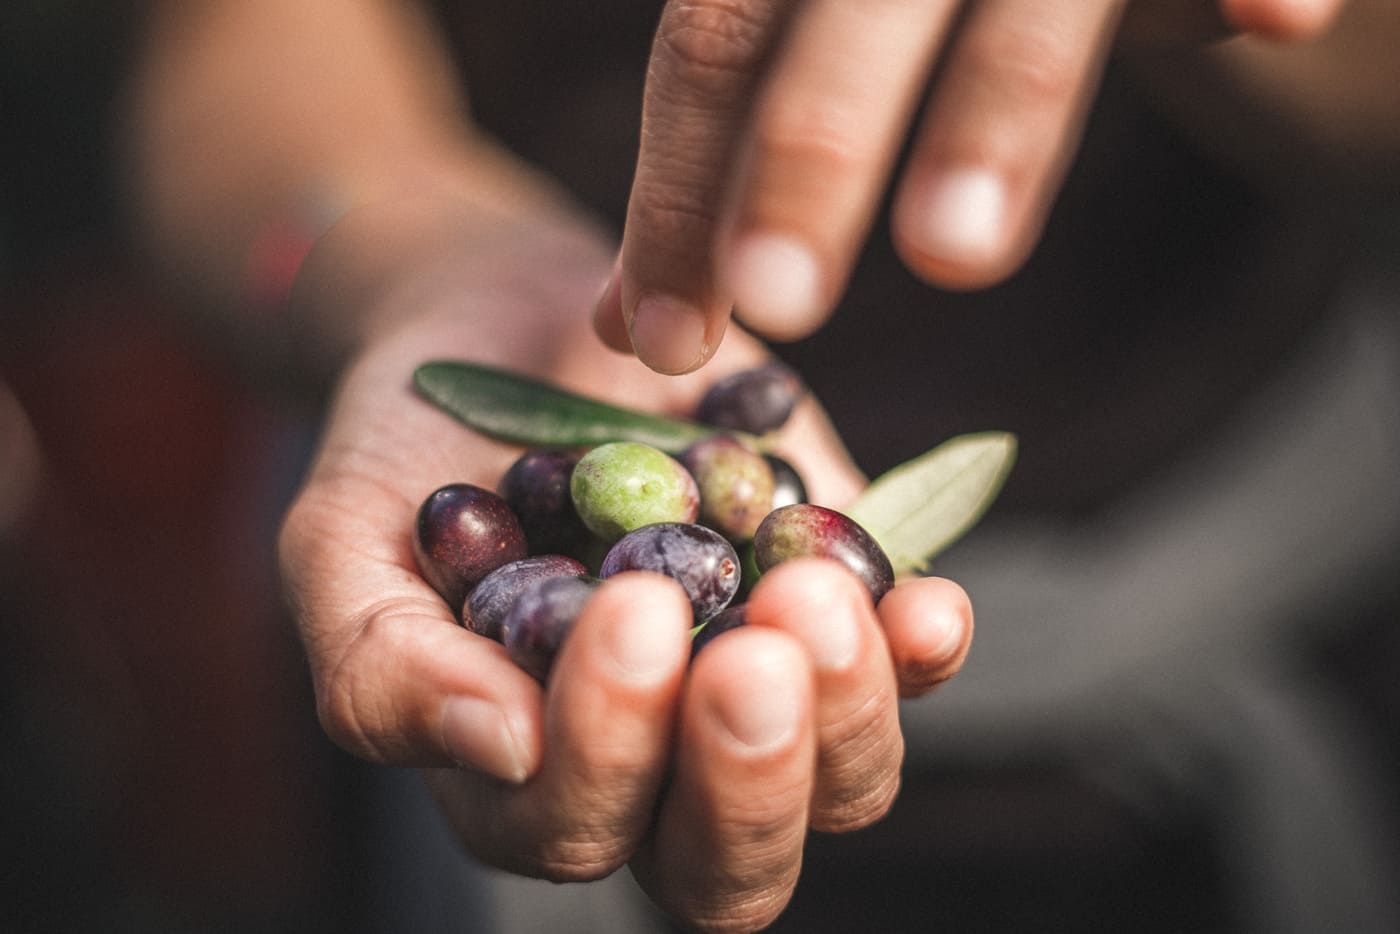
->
[[605, 606, 680, 684], [629, 294, 708, 374], [441, 696, 530, 784], [711, 653, 802, 750], [909, 168, 1005, 265], [726, 233, 822, 329]]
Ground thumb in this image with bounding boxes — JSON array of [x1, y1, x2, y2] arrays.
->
[[279, 485, 546, 783]]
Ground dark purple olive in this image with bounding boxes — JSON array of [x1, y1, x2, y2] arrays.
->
[[463, 554, 589, 641], [414, 483, 528, 613], [600, 522, 740, 623], [501, 575, 600, 683], [695, 363, 806, 434], [753, 504, 894, 603], [498, 449, 591, 556], [764, 453, 808, 509], [690, 603, 748, 659]]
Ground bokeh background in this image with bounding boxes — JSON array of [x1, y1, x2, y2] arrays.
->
[[3, 2, 1398, 932]]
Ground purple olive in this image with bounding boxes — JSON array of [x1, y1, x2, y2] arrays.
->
[[690, 603, 748, 659], [463, 554, 589, 641], [498, 449, 591, 556], [501, 575, 600, 682], [764, 453, 808, 509], [600, 522, 741, 623], [414, 483, 528, 612], [695, 363, 806, 434]]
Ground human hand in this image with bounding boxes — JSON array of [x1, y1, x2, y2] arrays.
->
[[277, 201, 973, 931], [593, 0, 1347, 373]]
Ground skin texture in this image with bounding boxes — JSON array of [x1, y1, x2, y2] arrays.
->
[[593, 0, 1348, 375]]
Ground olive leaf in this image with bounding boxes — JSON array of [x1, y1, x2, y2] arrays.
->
[[414, 361, 718, 452], [847, 432, 1017, 576], [415, 361, 1016, 575]]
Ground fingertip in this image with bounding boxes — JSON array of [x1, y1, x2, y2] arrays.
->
[[692, 626, 813, 753], [580, 571, 692, 686], [628, 293, 717, 375], [746, 557, 875, 673], [748, 555, 871, 609], [1222, 0, 1342, 41], [877, 576, 974, 696], [892, 168, 1023, 291], [724, 232, 831, 341], [313, 599, 550, 775]]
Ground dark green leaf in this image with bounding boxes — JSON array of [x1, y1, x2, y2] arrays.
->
[[413, 361, 718, 452]]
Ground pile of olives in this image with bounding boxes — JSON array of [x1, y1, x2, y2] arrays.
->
[[413, 364, 894, 682]]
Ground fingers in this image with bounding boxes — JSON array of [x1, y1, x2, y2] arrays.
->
[[427, 574, 692, 881], [1120, 0, 1345, 43], [893, 0, 1124, 289], [877, 575, 974, 698], [744, 559, 904, 832], [718, 0, 962, 340], [635, 625, 817, 932], [605, 0, 792, 374], [606, 0, 1348, 369], [1222, 0, 1347, 39]]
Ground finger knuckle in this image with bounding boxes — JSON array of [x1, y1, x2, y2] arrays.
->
[[630, 174, 721, 245], [813, 770, 901, 833], [898, 649, 966, 698], [654, 0, 771, 97], [276, 491, 327, 592], [530, 833, 632, 883], [810, 698, 903, 831], [679, 879, 797, 934], [750, 97, 870, 178], [316, 608, 422, 763], [964, 26, 1081, 112]]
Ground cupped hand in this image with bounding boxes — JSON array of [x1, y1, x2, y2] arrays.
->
[[593, 0, 1347, 373], [277, 203, 973, 931]]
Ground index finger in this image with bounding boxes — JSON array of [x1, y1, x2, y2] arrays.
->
[[597, 0, 790, 374], [278, 470, 547, 781]]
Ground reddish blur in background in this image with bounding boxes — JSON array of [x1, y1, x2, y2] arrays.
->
[[0, 251, 367, 932]]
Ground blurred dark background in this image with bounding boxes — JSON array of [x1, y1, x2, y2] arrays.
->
[[3, 2, 1398, 932]]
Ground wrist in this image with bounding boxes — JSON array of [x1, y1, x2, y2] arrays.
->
[[287, 178, 614, 391]]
